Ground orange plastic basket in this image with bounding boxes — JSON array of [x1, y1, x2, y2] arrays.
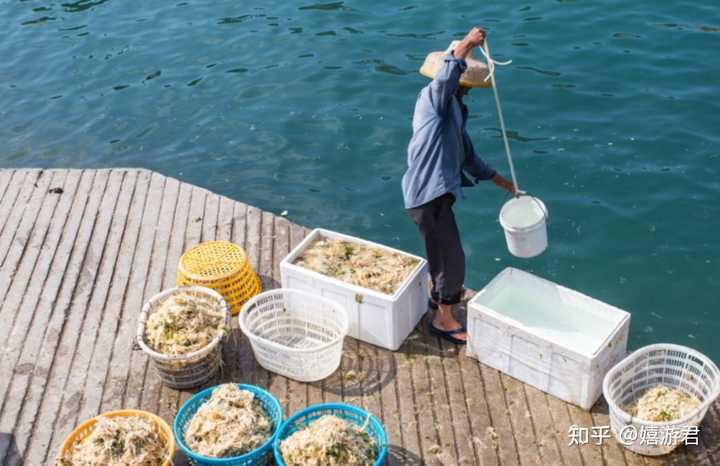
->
[[56, 409, 175, 465], [177, 241, 262, 315]]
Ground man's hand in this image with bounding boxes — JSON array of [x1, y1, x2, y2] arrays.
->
[[454, 27, 486, 60], [492, 174, 516, 195]]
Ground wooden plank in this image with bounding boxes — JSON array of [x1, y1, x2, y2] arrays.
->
[[0, 169, 15, 204], [544, 393, 585, 466], [457, 349, 502, 466], [99, 171, 165, 412], [43, 169, 131, 458], [499, 372, 542, 466], [0, 170, 54, 342], [522, 386, 565, 466], [20, 170, 111, 465], [425, 339, 461, 465], [394, 344, 422, 464], [589, 398, 628, 466], [438, 339, 487, 466], [0, 171, 66, 420], [0, 170, 91, 463], [0, 170, 25, 237], [76, 170, 151, 421], [478, 365, 521, 466], [356, 341, 384, 432], [407, 333, 440, 464], [341, 340, 364, 410], [566, 401, 604, 466], [0, 170, 36, 260], [0, 170, 71, 408]]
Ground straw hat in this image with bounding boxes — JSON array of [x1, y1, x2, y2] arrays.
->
[[419, 40, 491, 88]]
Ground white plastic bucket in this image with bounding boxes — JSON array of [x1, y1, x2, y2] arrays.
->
[[499, 195, 548, 258]]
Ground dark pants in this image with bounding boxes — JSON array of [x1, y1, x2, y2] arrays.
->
[[407, 193, 465, 305]]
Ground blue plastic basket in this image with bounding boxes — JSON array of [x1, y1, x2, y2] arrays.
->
[[174, 384, 283, 466], [273, 403, 388, 466]]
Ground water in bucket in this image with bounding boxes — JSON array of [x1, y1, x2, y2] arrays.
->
[[499, 195, 548, 258]]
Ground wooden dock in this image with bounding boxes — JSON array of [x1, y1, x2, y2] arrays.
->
[[0, 168, 717, 466]]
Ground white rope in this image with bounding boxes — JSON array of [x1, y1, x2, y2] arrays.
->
[[478, 41, 519, 194]]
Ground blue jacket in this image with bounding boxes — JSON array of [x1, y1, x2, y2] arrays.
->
[[402, 51, 496, 209]]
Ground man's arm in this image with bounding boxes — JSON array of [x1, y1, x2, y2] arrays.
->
[[462, 131, 496, 181], [463, 130, 517, 194], [426, 27, 486, 115]]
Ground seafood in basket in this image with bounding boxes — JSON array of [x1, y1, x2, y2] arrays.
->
[[137, 286, 230, 389], [280, 415, 378, 466], [628, 384, 701, 422], [55, 414, 170, 466], [183, 383, 273, 458], [144, 289, 228, 356]]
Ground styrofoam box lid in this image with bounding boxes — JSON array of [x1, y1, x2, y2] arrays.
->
[[470, 268, 630, 357]]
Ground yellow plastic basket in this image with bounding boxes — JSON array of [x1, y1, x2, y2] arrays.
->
[[57, 409, 176, 465], [177, 241, 262, 315]]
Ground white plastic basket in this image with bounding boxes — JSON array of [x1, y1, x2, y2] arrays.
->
[[137, 286, 230, 389], [603, 343, 720, 456], [239, 288, 349, 382]]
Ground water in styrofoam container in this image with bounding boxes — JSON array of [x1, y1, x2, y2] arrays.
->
[[484, 283, 623, 356]]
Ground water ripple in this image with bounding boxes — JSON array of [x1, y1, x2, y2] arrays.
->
[[22, 16, 56, 26], [518, 66, 562, 77], [61, 0, 111, 13], [299, 2, 347, 11]]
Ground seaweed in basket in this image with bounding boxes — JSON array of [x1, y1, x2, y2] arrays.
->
[[294, 238, 419, 295], [145, 291, 227, 356], [628, 385, 701, 422], [280, 415, 377, 466], [55, 415, 167, 465], [184, 384, 273, 457]]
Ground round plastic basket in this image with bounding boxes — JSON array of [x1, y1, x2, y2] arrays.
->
[[239, 289, 349, 382], [174, 383, 284, 466], [273, 403, 388, 466], [57, 409, 176, 465], [603, 343, 720, 456], [137, 286, 230, 389], [177, 241, 262, 315]]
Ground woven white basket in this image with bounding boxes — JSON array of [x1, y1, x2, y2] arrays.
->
[[239, 288, 349, 382], [603, 343, 720, 456], [137, 286, 230, 389]]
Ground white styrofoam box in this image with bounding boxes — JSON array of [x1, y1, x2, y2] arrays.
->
[[280, 228, 428, 351], [467, 267, 630, 410]]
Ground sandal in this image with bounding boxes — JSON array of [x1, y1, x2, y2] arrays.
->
[[428, 321, 467, 345]]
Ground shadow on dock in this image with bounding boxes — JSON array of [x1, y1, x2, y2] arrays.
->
[[387, 444, 425, 465], [0, 433, 24, 466]]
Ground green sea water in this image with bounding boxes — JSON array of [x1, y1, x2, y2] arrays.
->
[[2, 1, 719, 360]]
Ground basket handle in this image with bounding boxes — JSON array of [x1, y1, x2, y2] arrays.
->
[[506, 190, 549, 224]]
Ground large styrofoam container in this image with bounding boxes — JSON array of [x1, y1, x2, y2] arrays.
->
[[280, 228, 428, 351], [467, 267, 631, 410]]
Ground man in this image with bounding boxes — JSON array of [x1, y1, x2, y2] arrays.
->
[[401, 27, 515, 344]]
